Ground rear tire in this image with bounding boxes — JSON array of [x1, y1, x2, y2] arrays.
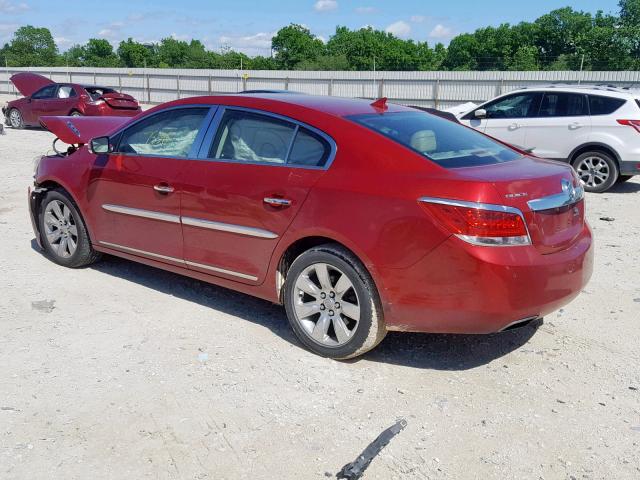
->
[[571, 151, 618, 193], [38, 189, 101, 268], [69, 110, 83, 117], [8, 108, 23, 129], [283, 243, 386, 359]]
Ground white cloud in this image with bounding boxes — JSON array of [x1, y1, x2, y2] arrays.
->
[[54, 36, 73, 48], [410, 15, 426, 23], [429, 24, 453, 39], [314, 0, 337, 12], [355, 6, 376, 14], [0, 22, 18, 44], [170, 33, 190, 41], [385, 20, 411, 38], [97, 28, 117, 39], [0, 1, 29, 14], [216, 31, 274, 56]]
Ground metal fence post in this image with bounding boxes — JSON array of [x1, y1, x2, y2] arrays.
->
[[208, 74, 212, 94], [434, 79, 440, 109], [147, 72, 152, 102], [328, 78, 333, 96], [284, 76, 289, 90], [378, 78, 384, 99], [93, 70, 97, 85], [118, 73, 122, 93], [176, 74, 180, 100]]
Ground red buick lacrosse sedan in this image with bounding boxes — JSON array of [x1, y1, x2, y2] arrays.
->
[[29, 93, 593, 358]]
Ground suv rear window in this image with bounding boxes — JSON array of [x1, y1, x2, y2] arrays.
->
[[589, 95, 626, 115], [348, 111, 521, 168]]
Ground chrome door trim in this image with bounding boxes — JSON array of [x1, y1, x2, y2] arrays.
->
[[98, 241, 185, 264], [181, 216, 278, 239], [527, 181, 584, 212], [102, 204, 181, 224], [185, 260, 258, 281], [98, 241, 258, 281]]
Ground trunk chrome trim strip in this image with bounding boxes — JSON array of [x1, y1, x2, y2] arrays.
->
[[98, 241, 184, 264], [102, 204, 181, 224], [181, 216, 278, 239], [527, 181, 584, 212], [185, 260, 258, 281], [97, 241, 258, 281]]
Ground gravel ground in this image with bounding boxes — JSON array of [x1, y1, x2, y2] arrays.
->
[[1, 98, 639, 479]]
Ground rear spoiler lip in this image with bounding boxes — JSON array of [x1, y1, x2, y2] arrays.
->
[[39, 115, 132, 145]]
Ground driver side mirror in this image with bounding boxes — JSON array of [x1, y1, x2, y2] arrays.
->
[[89, 136, 113, 154], [474, 108, 487, 119]]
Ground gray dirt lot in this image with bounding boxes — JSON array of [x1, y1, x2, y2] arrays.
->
[[0, 99, 639, 479]]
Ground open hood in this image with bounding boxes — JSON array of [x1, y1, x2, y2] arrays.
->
[[39, 115, 131, 144], [10, 72, 55, 97]]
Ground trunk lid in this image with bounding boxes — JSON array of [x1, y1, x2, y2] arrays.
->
[[39, 115, 131, 144], [10, 72, 55, 97], [457, 156, 585, 254], [101, 92, 139, 110]]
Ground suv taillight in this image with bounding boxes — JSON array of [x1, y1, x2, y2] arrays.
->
[[419, 198, 530, 246], [617, 119, 640, 133]]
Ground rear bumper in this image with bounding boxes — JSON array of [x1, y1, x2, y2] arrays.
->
[[381, 224, 593, 333]]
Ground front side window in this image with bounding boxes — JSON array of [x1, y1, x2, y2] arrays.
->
[[483, 93, 541, 119], [31, 85, 56, 99], [539, 93, 588, 117], [208, 110, 296, 164], [57, 85, 77, 98], [588, 95, 625, 115], [117, 108, 209, 157], [348, 111, 521, 168]]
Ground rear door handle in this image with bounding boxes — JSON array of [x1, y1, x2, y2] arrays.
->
[[508, 123, 521, 131], [569, 122, 582, 130], [264, 197, 291, 207], [154, 184, 175, 194]]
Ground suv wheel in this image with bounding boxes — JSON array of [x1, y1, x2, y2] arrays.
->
[[283, 244, 386, 359], [39, 189, 101, 268], [9, 108, 24, 129], [572, 151, 618, 193]]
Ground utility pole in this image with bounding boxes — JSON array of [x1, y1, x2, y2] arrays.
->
[[373, 55, 376, 99]]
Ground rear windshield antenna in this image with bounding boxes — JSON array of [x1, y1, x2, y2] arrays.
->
[[371, 97, 388, 111]]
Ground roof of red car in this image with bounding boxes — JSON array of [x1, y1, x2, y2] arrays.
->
[[164, 93, 414, 118]]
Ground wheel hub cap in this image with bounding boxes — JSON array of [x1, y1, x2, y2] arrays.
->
[[43, 200, 78, 258]]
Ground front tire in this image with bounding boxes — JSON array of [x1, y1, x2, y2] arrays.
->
[[38, 189, 101, 268], [283, 244, 386, 359], [572, 151, 618, 193], [69, 110, 83, 117], [8, 108, 24, 129]]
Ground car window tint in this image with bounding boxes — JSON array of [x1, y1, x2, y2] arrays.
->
[[32, 85, 56, 99], [209, 110, 296, 164], [288, 128, 331, 167], [588, 95, 625, 115], [539, 93, 588, 117], [484, 93, 539, 119], [348, 111, 521, 168], [57, 86, 76, 98], [117, 108, 209, 157]]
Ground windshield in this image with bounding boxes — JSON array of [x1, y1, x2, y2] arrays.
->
[[347, 111, 521, 168], [84, 87, 117, 101]]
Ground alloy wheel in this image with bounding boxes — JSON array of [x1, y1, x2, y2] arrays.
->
[[575, 155, 610, 189], [43, 200, 78, 258], [9, 109, 22, 128], [292, 262, 361, 347]]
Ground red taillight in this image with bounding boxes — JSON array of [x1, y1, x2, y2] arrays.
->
[[419, 199, 530, 246], [617, 119, 640, 133]]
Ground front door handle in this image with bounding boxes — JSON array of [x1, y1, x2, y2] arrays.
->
[[154, 184, 175, 194], [264, 197, 291, 207], [508, 123, 521, 131], [569, 122, 582, 130]]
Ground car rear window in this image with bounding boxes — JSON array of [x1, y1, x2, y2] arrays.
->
[[588, 95, 626, 115], [347, 111, 521, 168]]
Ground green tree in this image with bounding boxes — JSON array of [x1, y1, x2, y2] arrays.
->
[[117, 38, 157, 68], [272, 24, 325, 69], [2, 25, 58, 66], [83, 39, 119, 67]]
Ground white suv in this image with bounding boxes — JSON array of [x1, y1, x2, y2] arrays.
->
[[458, 85, 640, 192]]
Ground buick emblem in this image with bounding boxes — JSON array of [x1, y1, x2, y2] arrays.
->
[[561, 179, 577, 202]]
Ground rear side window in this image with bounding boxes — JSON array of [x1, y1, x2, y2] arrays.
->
[[57, 86, 77, 98], [209, 110, 296, 164], [348, 111, 521, 168], [288, 128, 331, 167], [539, 93, 588, 117], [117, 108, 209, 157], [589, 95, 626, 115]]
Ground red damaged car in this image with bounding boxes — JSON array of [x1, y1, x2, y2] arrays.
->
[[29, 94, 593, 358], [3, 72, 141, 128]]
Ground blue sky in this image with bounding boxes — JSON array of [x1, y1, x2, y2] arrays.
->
[[0, 0, 622, 55]]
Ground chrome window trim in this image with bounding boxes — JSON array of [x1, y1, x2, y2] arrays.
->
[[110, 105, 216, 159], [196, 105, 337, 170], [181, 216, 278, 239], [527, 183, 584, 212], [98, 241, 258, 281], [102, 204, 181, 223], [418, 196, 532, 245]]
